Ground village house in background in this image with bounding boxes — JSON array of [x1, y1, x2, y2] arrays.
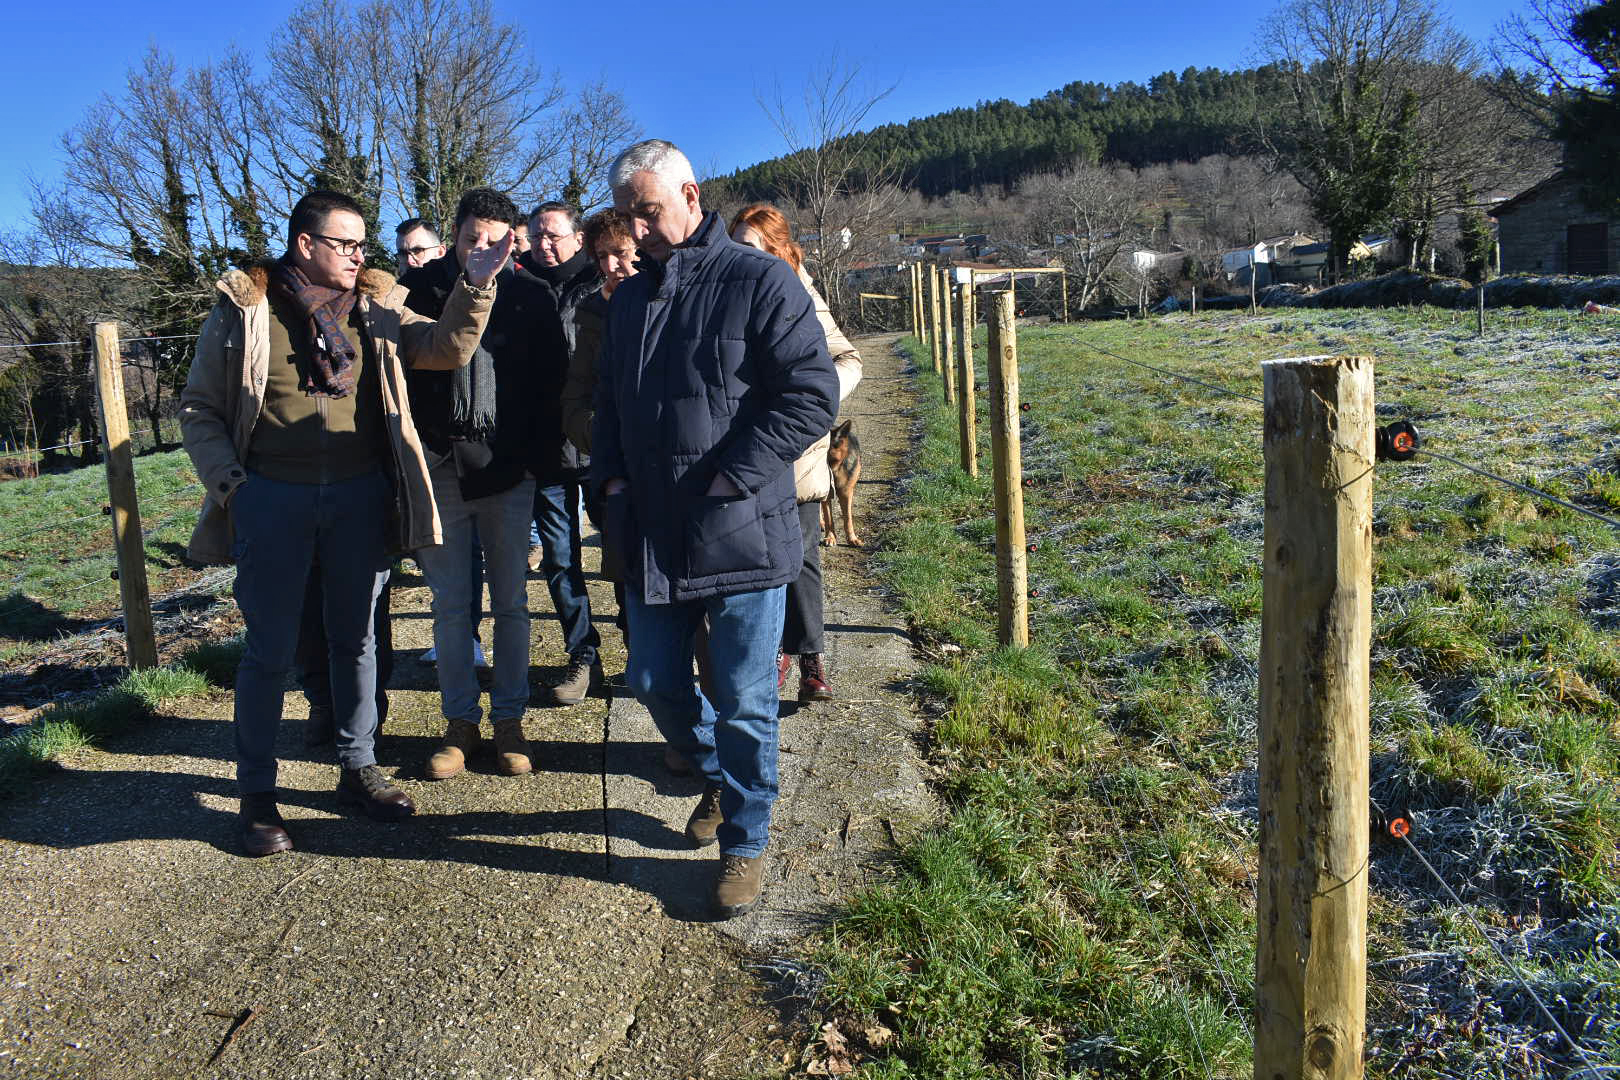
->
[[1494, 171, 1620, 275]]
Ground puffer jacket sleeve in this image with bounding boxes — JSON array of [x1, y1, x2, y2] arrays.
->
[[397, 276, 497, 371], [713, 260, 839, 495], [800, 268, 862, 404], [178, 300, 247, 509]]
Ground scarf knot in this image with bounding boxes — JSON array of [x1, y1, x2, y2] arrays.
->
[[270, 256, 358, 398]]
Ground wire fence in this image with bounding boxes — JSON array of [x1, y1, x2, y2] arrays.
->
[[911, 298, 1620, 1074]]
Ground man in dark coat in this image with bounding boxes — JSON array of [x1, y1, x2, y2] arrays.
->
[[401, 187, 571, 781], [594, 140, 838, 918], [517, 200, 603, 704]]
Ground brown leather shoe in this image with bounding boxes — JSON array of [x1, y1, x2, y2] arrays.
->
[[798, 653, 834, 702], [713, 852, 765, 918], [776, 652, 793, 692], [337, 765, 416, 821], [663, 743, 694, 776], [239, 793, 293, 857], [491, 718, 533, 776], [426, 721, 481, 780], [685, 783, 724, 848]]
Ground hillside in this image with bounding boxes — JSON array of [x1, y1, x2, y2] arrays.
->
[[725, 65, 1289, 200]]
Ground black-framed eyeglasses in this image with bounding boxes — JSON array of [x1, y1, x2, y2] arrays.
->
[[311, 234, 365, 257], [398, 245, 439, 258]]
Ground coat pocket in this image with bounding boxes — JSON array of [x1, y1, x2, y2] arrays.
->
[[684, 493, 767, 580]]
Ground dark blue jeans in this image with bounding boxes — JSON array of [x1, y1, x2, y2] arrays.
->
[[625, 585, 786, 857], [230, 469, 391, 794], [530, 480, 599, 665]]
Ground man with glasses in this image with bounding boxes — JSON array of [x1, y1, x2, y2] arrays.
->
[[518, 200, 603, 705], [180, 189, 509, 857], [395, 218, 445, 277]]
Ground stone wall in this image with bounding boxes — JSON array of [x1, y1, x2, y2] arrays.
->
[[1498, 177, 1620, 274]]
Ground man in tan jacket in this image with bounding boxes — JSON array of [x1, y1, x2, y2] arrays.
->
[[180, 189, 509, 856]]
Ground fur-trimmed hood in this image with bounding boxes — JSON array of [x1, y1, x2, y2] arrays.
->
[[214, 260, 399, 310]]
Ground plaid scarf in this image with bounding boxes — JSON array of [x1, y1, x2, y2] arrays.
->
[[270, 256, 358, 398]]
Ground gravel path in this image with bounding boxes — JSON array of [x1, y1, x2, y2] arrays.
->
[[0, 333, 930, 1080]]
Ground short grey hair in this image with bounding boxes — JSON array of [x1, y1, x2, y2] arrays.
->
[[608, 139, 696, 196]]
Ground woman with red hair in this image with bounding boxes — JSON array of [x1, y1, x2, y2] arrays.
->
[[729, 203, 863, 701]]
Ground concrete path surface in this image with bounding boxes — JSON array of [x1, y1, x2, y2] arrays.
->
[[0, 333, 930, 1080]]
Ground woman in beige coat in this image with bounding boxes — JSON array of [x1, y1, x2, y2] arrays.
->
[[729, 204, 863, 701]]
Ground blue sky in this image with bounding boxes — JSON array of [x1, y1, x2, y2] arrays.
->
[[2, 0, 1531, 236]]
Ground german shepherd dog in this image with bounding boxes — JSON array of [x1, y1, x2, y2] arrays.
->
[[821, 419, 862, 547]]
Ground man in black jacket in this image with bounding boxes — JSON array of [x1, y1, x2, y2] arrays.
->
[[595, 140, 838, 918], [402, 187, 570, 781], [518, 200, 602, 704]]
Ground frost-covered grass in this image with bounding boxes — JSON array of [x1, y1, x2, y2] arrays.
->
[[817, 309, 1620, 1078]]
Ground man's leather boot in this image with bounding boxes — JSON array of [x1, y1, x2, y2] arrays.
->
[[491, 718, 533, 776], [713, 853, 766, 919], [776, 652, 793, 692], [337, 765, 415, 821], [426, 721, 481, 780], [798, 653, 834, 703], [685, 783, 724, 848], [239, 792, 293, 856]]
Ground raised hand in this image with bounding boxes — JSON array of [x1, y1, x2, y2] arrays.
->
[[462, 229, 515, 289]]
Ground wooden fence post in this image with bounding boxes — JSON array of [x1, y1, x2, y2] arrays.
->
[[911, 263, 922, 339], [957, 281, 977, 478], [930, 267, 944, 375], [1256, 354, 1373, 1080], [942, 281, 959, 406], [1060, 272, 1069, 322], [986, 291, 1028, 648], [941, 272, 956, 404], [92, 322, 158, 670]]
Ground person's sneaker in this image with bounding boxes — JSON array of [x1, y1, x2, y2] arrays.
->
[[239, 792, 293, 857], [303, 704, 335, 748], [713, 853, 765, 918], [526, 544, 543, 572], [798, 653, 834, 703], [473, 640, 490, 670], [550, 658, 603, 705], [663, 743, 694, 777], [491, 718, 533, 776], [336, 765, 416, 821], [425, 721, 481, 780], [777, 652, 793, 692], [685, 783, 724, 848]]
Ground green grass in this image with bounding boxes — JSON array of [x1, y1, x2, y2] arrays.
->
[[0, 646, 225, 793], [814, 310, 1620, 1077], [0, 447, 205, 640]]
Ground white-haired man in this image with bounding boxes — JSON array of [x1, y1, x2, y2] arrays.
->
[[592, 139, 838, 917]]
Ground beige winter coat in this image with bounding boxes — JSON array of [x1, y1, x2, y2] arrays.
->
[[793, 266, 863, 503], [178, 264, 494, 565]]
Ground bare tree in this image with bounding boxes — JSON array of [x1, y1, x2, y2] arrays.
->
[[371, 0, 564, 234], [759, 58, 909, 323], [1016, 162, 1152, 310], [536, 82, 642, 215]]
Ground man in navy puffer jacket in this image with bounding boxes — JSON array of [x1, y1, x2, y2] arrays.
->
[[594, 140, 838, 918]]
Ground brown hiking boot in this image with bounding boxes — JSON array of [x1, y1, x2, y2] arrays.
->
[[713, 853, 765, 918], [426, 721, 481, 780], [685, 783, 724, 848], [798, 653, 834, 702], [491, 718, 533, 776], [550, 658, 602, 705]]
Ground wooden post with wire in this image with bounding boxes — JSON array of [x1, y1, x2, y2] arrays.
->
[[930, 266, 944, 375], [1060, 271, 1069, 322], [986, 291, 1028, 647], [1476, 282, 1486, 337], [940, 271, 956, 404], [910, 263, 922, 339], [1255, 354, 1373, 1080], [956, 279, 977, 477], [924, 266, 939, 372], [942, 280, 959, 406], [92, 322, 158, 670]]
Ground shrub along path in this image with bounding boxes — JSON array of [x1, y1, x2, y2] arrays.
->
[[0, 333, 932, 1080]]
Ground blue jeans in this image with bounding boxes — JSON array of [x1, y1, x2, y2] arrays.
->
[[417, 458, 534, 725], [625, 586, 786, 857], [530, 480, 599, 665], [230, 469, 391, 793]]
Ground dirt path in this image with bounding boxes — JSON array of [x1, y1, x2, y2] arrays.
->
[[0, 333, 929, 1080]]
